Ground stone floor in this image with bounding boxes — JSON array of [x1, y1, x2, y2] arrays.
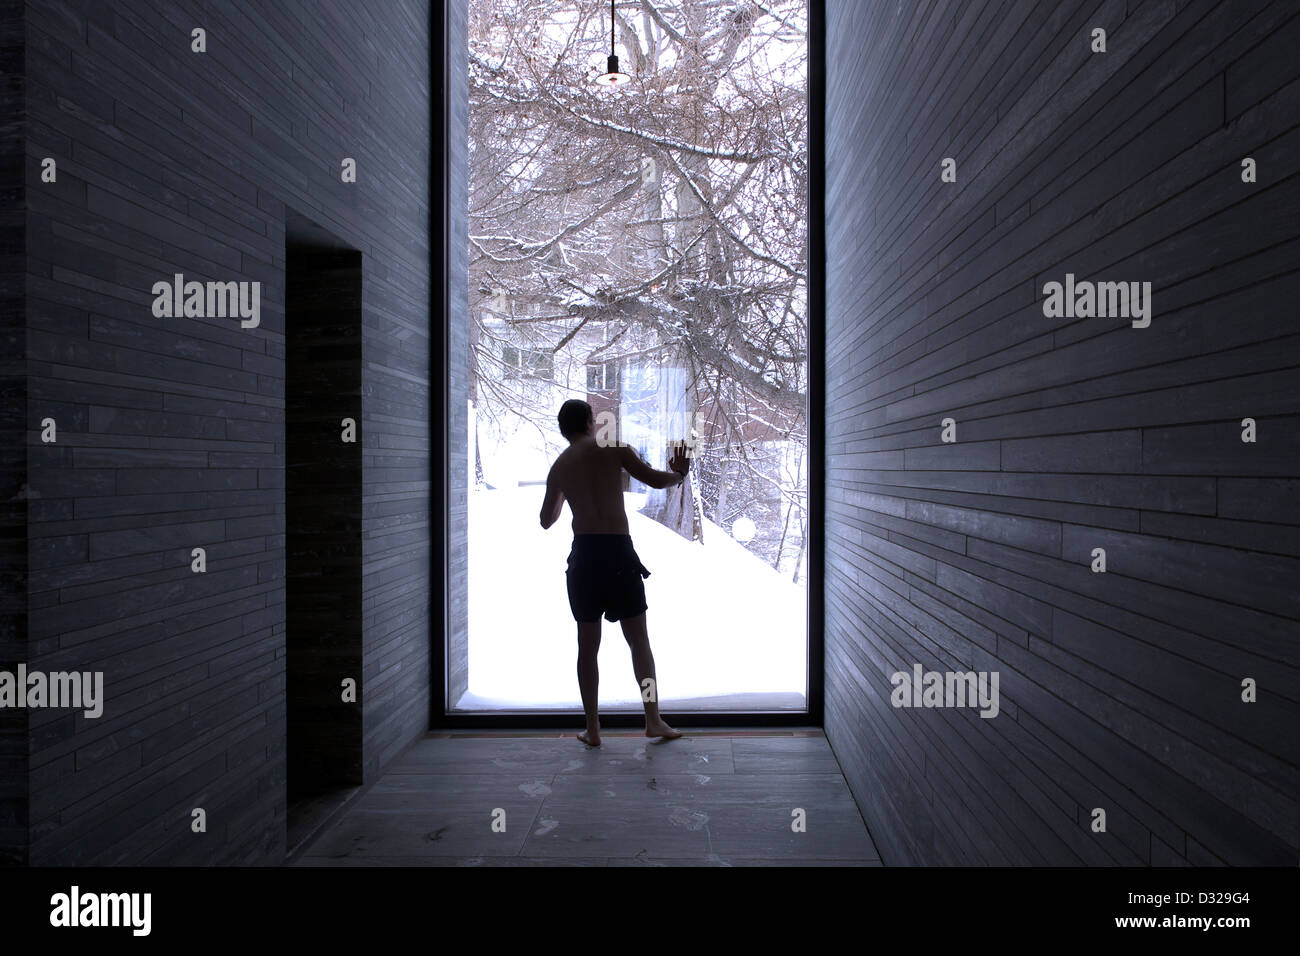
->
[[292, 729, 881, 866]]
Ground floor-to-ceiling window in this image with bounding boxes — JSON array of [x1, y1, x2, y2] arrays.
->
[[456, 0, 810, 713]]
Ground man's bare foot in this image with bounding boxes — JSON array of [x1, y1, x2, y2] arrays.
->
[[577, 730, 601, 747], [645, 720, 682, 740]]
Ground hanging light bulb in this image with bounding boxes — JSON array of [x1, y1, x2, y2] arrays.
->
[[595, 0, 631, 87]]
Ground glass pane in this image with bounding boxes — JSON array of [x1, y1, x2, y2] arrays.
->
[[460, 0, 809, 713]]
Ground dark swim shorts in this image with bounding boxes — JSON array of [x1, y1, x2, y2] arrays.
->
[[565, 534, 651, 623]]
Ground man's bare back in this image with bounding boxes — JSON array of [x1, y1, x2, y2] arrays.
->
[[541, 437, 689, 534]]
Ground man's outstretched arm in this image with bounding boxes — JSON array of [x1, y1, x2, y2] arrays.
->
[[539, 468, 565, 529], [619, 444, 689, 489]]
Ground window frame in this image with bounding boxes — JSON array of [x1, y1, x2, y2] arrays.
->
[[433, 0, 824, 728]]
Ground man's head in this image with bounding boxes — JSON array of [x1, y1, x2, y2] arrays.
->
[[557, 399, 594, 440]]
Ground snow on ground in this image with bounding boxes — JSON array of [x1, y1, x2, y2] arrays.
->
[[464, 485, 807, 711]]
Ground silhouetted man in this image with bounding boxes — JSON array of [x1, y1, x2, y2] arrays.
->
[[540, 398, 690, 746]]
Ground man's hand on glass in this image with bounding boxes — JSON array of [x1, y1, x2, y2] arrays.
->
[[668, 443, 691, 480]]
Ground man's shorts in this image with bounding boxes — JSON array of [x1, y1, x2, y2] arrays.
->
[[565, 534, 651, 623]]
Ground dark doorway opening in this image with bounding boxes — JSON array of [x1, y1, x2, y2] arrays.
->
[[285, 212, 364, 844]]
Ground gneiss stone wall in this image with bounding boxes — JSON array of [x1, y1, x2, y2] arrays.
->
[[824, 0, 1299, 865], [17, 0, 430, 864]]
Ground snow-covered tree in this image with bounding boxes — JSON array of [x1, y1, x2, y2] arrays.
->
[[469, 0, 808, 578]]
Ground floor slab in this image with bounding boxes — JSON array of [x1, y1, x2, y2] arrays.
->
[[295, 731, 879, 867]]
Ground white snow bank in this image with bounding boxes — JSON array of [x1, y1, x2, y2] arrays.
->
[[464, 485, 807, 711]]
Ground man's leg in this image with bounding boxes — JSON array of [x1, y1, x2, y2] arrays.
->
[[619, 612, 682, 740], [576, 620, 602, 746]]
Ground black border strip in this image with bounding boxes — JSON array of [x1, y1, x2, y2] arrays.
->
[[807, 0, 825, 727], [430, 0, 449, 731]]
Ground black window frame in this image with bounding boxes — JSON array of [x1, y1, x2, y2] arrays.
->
[[432, 0, 824, 729]]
